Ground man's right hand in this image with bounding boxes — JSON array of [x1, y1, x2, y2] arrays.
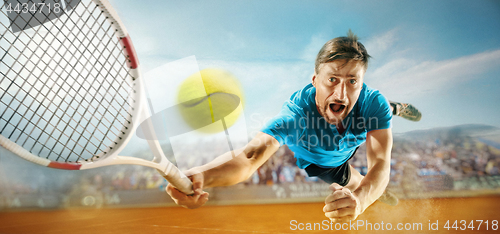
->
[[166, 172, 209, 209], [165, 133, 280, 209]]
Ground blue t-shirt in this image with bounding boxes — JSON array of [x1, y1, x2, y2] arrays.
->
[[261, 83, 392, 169]]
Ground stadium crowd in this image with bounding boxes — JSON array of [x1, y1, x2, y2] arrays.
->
[[1, 132, 499, 196]]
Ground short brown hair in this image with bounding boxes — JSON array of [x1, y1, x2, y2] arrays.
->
[[315, 30, 371, 73]]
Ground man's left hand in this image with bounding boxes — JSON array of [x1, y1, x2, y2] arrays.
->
[[323, 183, 363, 222]]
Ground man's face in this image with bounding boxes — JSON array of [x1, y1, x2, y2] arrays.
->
[[312, 59, 365, 126]]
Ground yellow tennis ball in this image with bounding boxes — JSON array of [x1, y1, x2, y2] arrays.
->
[[177, 68, 244, 133]]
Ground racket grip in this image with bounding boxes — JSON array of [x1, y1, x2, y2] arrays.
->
[[160, 166, 194, 195]]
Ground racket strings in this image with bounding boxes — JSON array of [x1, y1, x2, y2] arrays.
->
[[7, 10, 132, 162], [0, 14, 105, 161], [1, 2, 125, 155], [0, 2, 127, 121], [0, 0, 137, 163], [4, 1, 131, 122]]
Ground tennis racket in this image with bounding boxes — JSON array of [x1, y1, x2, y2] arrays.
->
[[0, 0, 193, 194]]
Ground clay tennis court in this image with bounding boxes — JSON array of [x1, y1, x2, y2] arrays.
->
[[1, 196, 499, 234]]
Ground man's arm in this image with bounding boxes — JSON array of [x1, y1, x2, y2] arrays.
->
[[324, 128, 393, 221], [166, 132, 280, 208], [353, 128, 393, 213]]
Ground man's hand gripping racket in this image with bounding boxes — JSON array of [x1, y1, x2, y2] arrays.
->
[[166, 169, 208, 209]]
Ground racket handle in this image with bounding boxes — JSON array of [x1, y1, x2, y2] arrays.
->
[[159, 166, 194, 195]]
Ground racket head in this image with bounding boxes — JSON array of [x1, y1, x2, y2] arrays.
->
[[0, 0, 146, 169]]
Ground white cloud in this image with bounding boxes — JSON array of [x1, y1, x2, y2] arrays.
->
[[364, 28, 399, 58], [300, 33, 329, 62], [367, 49, 500, 98]]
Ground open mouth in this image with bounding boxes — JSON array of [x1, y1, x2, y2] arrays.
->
[[329, 103, 346, 113]]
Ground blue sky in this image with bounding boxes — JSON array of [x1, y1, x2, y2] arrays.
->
[[110, 0, 500, 134]]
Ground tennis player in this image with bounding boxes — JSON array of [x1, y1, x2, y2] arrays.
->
[[167, 31, 421, 222]]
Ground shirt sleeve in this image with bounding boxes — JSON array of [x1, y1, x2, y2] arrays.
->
[[363, 90, 393, 132]]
